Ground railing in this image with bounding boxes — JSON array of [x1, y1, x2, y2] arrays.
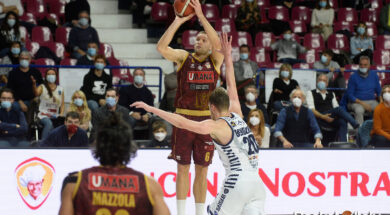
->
[[0, 64, 164, 102]]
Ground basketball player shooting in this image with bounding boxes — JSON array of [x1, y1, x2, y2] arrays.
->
[[133, 33, 266, 215], [156, 0, 224, 215]]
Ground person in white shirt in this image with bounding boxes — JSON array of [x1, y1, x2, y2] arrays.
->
[[311, 0, 334, 41], [306, 74, 359, 143]]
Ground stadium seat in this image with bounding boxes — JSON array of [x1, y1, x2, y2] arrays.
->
[[299, 49, 319, 64], [345, 64, 360, 71], [375, 35, 390, 50], [151, 2, 174, 23], [182, 30, 198, 50], [327, 34, 349, 53], [257, 0, 270, 9], [303, 33, 325, 51], [368, 0, 383, 9], [231, 31, 253, 48], [19, 26, 29, 41], [365, 22, 378, 38], [231, 46, 240, 62], [291, 6, 311, 24], [215, 18, 236, 34], [371, 65, 389, 86], [108, 58, 133, 85], [20, 12, 37, 25], [33, 58, 56, 77], [360, 8, 380, 24], [329, 142, 359, 148], [337, 8, 358, 23], [373, 50, 390, 65], [99, 43, 115, 59], [289, 20, 307, 34], [268, 6, 289, 22], [255, 32, 275, 51], [232, 0, 241, 6], [32, 26, 53, 46], [26, 0, 48, 20], [48, 0, 65, 23], [25, 40, 40, 57], [47, 13, 60, 26], [250, 47, 270, 67], [47, 42, 65, 59], [293, 63, 311, 69], [328, 0, 338, 8], [267, 62, 283, 69], [222, 4, 238, 19], [333, 21, 354, 33], [60, 58, 77, 66], [55, 26, 71, 46], [371, 65, 387, 71], [201, 4, 220, 23]]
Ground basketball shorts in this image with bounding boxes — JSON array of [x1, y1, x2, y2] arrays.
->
[[169, 114, 215, 166], [207, 171, 266, 215]]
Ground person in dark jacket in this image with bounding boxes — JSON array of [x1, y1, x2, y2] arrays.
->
[[118, 68, 154, 128], [68, 10, 99, 59], [0, 41, 21, 83], [40, 111, 88, 147], [270, 63, 299, 111], [240, 84, 269, 124], [80, 55, 112, 112], [64, 0, 90, 27]]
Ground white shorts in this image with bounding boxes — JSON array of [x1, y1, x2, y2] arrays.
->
[[207, 171, 266, 215]]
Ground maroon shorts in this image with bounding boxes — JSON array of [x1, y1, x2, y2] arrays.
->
[[169, 114, 215, 166]]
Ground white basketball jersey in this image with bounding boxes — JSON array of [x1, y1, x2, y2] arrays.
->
[[213, 112, 260, 174]]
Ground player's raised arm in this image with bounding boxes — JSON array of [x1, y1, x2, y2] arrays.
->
[[189, 0, 223, 64], [131, 102, 217, 136], [219, 33, 243, 118], [156, 15, 194, 65]]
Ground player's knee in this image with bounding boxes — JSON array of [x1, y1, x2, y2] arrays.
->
[[177, 164, 190, 175], [194, 165, 208, 178]]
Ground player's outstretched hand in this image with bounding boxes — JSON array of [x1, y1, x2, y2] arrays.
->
[[174, 13, 195, 24], [189, 0, 203, 18], [130, 102, 153, 113], [216, 33, 232, 57]]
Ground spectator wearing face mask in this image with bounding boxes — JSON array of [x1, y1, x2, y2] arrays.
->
[[311, 0, 334, 41], [118, 68, 154, 128], [147, 120, 170, 148], [240, 84, 269, 124], [0, 11, 24, 57], [0, 41, 21, 83], [40, 111, 88, 147], [370, 85, 390, 147], [68, 90, 91, 131], [7, 51, 43, 113], [350, 22, 373, 64], [68, 10, 100, 59], [64, 0, 90, 27], [80, 55, 112, 112], [270, 29, 307, 65], [0, 88, 29, 147], [76, 42, 100, 66], [247, 109, 270, 148], [32, 69, 64, 140], [270, 63, 300, 111], [346, 56, 381, 125], [274, 89, 323, 148], [90, 88, 132, 142]]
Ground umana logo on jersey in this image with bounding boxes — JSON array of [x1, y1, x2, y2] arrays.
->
[[187, 71, 215, 83], [88, 173, 140, 193]]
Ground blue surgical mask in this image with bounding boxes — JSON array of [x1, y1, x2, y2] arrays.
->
[[357, 27, 365, 35], [319, 1, 327, 8], [74, 98, 84, 107], [283, 33, 292, 40], [359, 67, 368, 74], [1, 101, 11, 109], [7, 19, 15, 27], [240, 53, 249, 60], [79, 18, 89, 26], [46, 75, 56, 83], [134, 75, 144, 85], [20, 59, 29, 68], [106, 97, 116, 107], [317, 81, 327, 91], [87, 48, 96, 56], [321, 55, 328, 64], [95, 62, 105, 70], [281, 70, 290, 78], [11, 47, 20, 55]]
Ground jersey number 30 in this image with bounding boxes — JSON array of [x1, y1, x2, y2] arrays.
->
[[96, 208, 130, 215], [243, 134, 259, 155]]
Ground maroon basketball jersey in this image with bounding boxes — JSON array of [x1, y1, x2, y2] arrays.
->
[[175, 53, 220, 114], [73, 166, 153, 215]]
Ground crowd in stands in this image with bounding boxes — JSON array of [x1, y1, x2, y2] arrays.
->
[[0, 0, 390, 148]]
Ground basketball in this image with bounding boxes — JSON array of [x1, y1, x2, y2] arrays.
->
[[173, 0, 194, 17]]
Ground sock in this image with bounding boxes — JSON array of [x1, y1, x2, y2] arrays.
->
[[177, 199, 186, 215], [195, 203, 205, 215]]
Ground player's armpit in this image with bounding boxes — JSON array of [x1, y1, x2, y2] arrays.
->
[[158, 47, 188, 66], [59, 182, 76, 215], [147, 176, 170, 215]]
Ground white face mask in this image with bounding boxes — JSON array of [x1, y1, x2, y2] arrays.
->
[[246, 92, 256, 102], [383, 92, 390, 102], [292, 97, 302, 107], [249, 116, 260, 126], [154, 132, 167, 142]]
